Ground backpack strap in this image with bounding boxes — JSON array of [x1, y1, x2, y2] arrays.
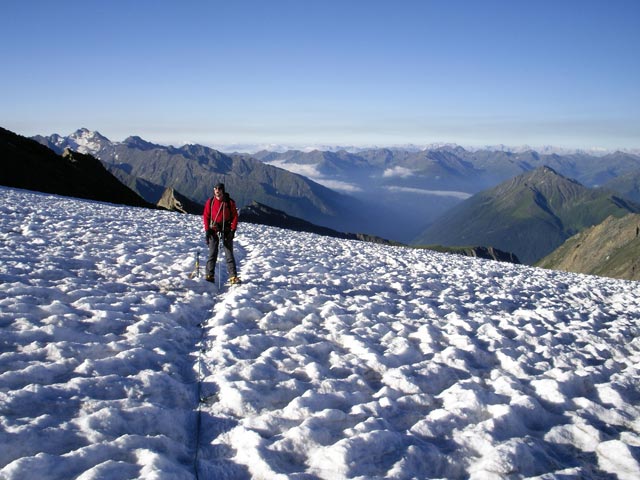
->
[[209, 197, 226, 230]]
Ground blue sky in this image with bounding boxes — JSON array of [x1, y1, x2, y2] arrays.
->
[[2, 0, 639, 150]]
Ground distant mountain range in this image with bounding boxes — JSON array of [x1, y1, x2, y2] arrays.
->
[[253, 146, 640, 193], [31, 129, 640, 244], [17, 127, 640, 272], [413, 166, 640, 264], [251, 145, 640, 242], [33, 128, 367, 235], [209, 141, 640, 158]]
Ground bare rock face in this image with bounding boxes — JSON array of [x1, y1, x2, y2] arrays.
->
[[537, 213, 640, 281], [156, 187, 202, 214]]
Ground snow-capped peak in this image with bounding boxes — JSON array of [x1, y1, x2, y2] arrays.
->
[[65, 128, 111, 155]]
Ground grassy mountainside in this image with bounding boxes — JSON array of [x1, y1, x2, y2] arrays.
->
[[412, 166, 640, 264], [537, 213, 640, 281]]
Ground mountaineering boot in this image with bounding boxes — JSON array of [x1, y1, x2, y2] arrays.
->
[[205, 275, 215, 283], [229, 276, 241, 285]]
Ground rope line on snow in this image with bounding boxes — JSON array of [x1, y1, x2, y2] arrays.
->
[[192, 241, 218, 479], [192, 236, 246, 479], [194, 318, 206, 480], [193, 289, 222, 478]]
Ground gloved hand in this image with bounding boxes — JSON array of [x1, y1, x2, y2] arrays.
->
[[205, 229, 214, 244], [229, 230, 235, 240]]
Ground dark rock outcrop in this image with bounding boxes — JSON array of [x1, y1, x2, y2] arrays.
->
[[420, 245, 520, 264]]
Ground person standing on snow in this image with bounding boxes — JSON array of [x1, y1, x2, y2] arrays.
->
[[203, 183, 240, 284]]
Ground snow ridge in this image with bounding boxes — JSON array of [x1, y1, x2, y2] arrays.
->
[[1, 186, 639, 479]]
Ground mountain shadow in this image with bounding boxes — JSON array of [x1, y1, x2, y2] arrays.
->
[[601, 169, 640, 204], [239, 201, 400, 245], [241, 201, 520, 263]]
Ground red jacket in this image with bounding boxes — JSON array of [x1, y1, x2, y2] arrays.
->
[[203, 194, 238, 232]]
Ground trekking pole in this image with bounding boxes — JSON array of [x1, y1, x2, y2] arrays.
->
[[217, 231, 223, 289], [190, 250, 201, 279]]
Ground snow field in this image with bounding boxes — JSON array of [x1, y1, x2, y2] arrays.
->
[[1, 188, 212, 479], [200, 226, 640, 479], [1, 186, 640, 479]]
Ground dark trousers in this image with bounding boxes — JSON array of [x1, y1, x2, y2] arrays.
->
[[206, 231, 237, 278]]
